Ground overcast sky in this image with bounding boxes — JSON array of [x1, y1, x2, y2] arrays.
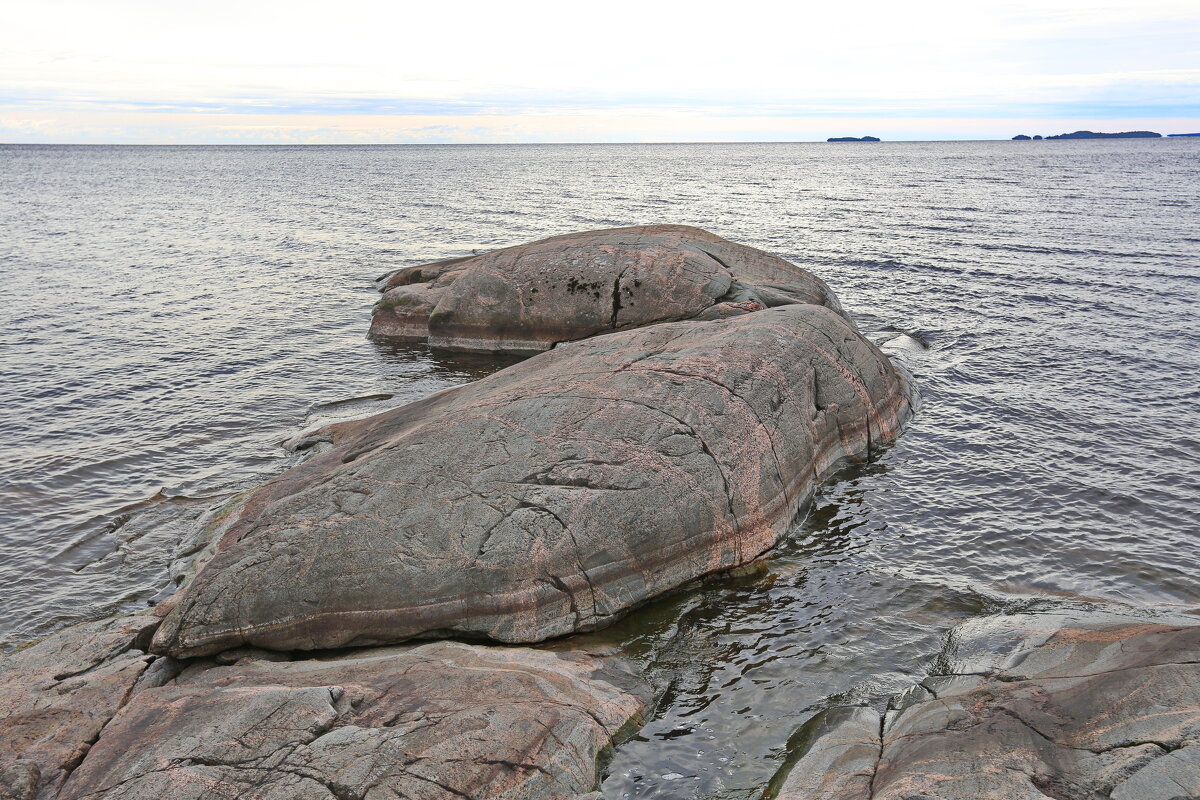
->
[[3, 0, 1198, 143]]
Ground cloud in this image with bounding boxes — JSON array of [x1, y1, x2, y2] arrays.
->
[[2, 0, 1197, 142], [2, 110, 1194, 146]]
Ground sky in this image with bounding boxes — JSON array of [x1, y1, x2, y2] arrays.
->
[[2, 0, 1198, 143]]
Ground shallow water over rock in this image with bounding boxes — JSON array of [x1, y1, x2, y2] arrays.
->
[[2, 140, 1198, 798]]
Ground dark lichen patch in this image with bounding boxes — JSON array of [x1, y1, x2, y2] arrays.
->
[[566, 277, 605, 296]]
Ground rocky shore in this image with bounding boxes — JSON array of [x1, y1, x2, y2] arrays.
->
[[4, 225, 916, 799], [150, 226, 913, 659], [0, 613, 652, 800], [5, 224, 1194, 799], [772, 613, 1200, 800], [153, 304, 912, 657]]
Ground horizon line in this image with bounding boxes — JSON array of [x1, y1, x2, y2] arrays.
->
[[4, 135, 1199, 147]]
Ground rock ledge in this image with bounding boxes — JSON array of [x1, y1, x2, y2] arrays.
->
[[774, 613, 1200, 800]]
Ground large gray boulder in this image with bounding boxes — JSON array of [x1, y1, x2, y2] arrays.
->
[[0, 615, 172, 800], [152, 301, 913, 658], [57, 641, 650, 800], [774, 614, 1200, 800], [370, 225, 845, 353]]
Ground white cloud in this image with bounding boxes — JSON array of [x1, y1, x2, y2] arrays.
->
[[2, 0, 1197, 141], [2, 110, 1193, 146]]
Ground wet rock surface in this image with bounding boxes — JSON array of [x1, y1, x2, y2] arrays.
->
[[152, 303, 913, 657], [774, 614, 1200, 800], [369, 225, 844, 354], [57, 639, 651, 800], [0, 615, 168, 800]]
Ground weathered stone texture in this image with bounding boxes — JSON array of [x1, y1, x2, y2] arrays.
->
[[370, 225, 844, 353], [152, 303, 913, 657], [0, 615, 167, 800], [57, 641, 651, 800], [775, 615, 1200, 800], [773, 706, 881, 800]]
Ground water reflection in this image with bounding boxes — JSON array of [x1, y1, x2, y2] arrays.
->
[[370, 339, 526, 382], [590, 455, 994, 799]]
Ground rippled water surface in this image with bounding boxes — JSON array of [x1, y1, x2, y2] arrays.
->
[[2, 141, 1198, 798]]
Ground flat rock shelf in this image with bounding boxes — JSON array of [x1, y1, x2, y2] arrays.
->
[[772, 613, 1200, 800], [0, 615, 652, 800]]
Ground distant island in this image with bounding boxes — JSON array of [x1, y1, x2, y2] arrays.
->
[[1011, 134, 1043, 140], [1045, 130, 1161, 139], [827, 136, 880, 142], [1167, 133, 1200, 137]]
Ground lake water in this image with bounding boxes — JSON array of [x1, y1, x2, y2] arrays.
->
[[2, 140, 1197, 799]]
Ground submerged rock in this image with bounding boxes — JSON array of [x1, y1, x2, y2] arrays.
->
[[774, 614, 1200, 800], [58, 641, 650, 800], [0, 615, 171, 800], [152, 301, 913, 657], [370, 225, 844, 354]]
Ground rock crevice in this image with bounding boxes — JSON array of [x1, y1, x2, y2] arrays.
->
[[370, 225, 844, 354], [774, 615, 1200, 800]]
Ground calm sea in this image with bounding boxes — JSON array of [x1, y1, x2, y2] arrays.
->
[[2, 140, 1197, 799]]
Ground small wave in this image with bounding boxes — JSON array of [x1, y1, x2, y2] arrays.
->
[[310, 392, 395, 411]]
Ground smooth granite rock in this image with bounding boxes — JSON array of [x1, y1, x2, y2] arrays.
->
[[772, 706, 881, 799], [370, 225, 845, 354], [775, 614, 1200, 800], [58, 641, 652, 800], [0, 615, 172, 800], [152, 302, 913, 658]]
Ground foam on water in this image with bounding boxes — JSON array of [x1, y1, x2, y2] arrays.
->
[[2, 140, 1197, 798]]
